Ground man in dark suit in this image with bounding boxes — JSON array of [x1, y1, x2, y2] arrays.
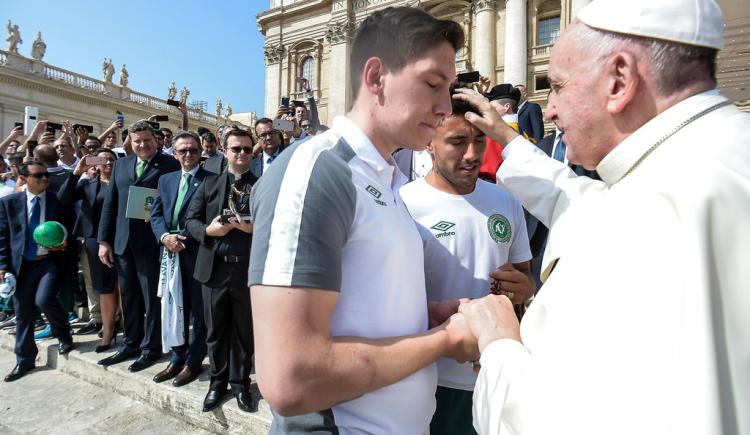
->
[[251, 118, 283, 178], [150, 132, 208, 387], [0, 162, 74, 382], [32, 143, 78, 328], [516, 84, 545, 143], [186, 129, 257, 413], [525, 129, 600, 290], [97, 121, 180, 370]]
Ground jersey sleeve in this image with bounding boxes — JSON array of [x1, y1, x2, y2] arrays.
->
[[509, 197, 533, 264], [249, 145, 357, 291]]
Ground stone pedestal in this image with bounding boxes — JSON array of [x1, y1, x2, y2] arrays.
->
[[29, 59, 45, 75], [503, 0, 527, 86], [473, 0, 496, 79]]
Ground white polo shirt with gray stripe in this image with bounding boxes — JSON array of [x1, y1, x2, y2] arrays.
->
[[249, 116, 436, 434]]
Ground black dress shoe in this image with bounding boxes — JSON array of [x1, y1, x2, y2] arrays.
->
[[76, 321, 102, 335], [235, 390, 256, 412], [4, 364, 35, 382], [58, 341, 74, 355], [203, 388, 225, 412], [128, 354, 160, 372], [173, 365, 201, 387], [97, 347, 139, 366], [153, 362, 183, 383]]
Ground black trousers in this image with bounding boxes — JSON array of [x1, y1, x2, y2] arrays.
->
[[202, 259, 253, 392], [13, 257, 71, 366], [115, 244, 160, 355]]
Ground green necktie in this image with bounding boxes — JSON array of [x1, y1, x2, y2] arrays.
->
[[171, 173, 191, 231], [136, 160, 147, 178]]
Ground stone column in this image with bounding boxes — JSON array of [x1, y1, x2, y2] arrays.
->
[[326, 17, 356, 121], [570, 0, 592, 20], [264, 43, 285, 118], [473, 0, 496, 79], [503, 0, 527, 86]]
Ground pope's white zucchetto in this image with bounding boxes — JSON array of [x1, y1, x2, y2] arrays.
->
[[577, 0, 725, 50]]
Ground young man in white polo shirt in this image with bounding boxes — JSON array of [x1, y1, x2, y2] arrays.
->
[[400, 96, 534, 434], [249, 7, 480, 434]]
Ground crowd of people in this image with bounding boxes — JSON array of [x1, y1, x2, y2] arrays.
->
[[0, 89, 323, 414], [1, 0, 748, 434]]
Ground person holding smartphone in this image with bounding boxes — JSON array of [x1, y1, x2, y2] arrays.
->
[[57, 149, 119, 350]]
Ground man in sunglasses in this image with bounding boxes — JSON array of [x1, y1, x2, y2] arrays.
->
[[251, 118, 284, 178], [149, 131, 209, 388], [0, 162, 74, 382], [185, 129, 257, 413]]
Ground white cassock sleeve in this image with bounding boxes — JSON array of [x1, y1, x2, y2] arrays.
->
[[496, 136, 606, 229], [472, 340, 531, 435]]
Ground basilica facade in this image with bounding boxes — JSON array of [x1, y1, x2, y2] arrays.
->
[[257, 0, 749, 125]]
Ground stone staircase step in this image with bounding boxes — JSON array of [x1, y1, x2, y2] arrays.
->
[[0, 327, 272, 434]]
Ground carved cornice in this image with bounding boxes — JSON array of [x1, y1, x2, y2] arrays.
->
[[264, 44, 286, 65], [472, 0, 496, 14], [325, 18, 356, 45]]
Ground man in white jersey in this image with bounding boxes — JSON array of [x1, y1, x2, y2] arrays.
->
[[249, 7, 479, 434], [453, 0, 750, 433], [401, 95, 533, 435]]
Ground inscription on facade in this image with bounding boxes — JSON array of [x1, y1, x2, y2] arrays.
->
[[333, 0, 394, 12]]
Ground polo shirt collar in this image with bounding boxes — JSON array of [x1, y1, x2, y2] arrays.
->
[[332, 116, 404, 190]]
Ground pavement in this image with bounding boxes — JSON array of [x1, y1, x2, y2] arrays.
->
[[0, 349, 212, 435], [0, 324, 272, 434]]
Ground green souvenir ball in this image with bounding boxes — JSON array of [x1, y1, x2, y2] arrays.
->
[[32, 221, 67, 248]]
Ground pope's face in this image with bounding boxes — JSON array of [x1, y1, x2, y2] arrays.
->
[[545, 23, 614, 170]]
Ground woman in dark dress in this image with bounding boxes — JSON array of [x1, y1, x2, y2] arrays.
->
[[58, 148, 119, 351]]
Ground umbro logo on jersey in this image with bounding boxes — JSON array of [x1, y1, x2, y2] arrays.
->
[[364, 185, 387, 206], [430, 221, 455, 232], [365, 185, 382, 199], [431, 220, 456, 238]]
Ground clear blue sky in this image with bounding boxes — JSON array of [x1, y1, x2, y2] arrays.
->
[[2, 0, 268, 115]]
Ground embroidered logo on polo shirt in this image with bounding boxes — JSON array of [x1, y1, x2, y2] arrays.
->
[[431, 220, 456, 238], [365, 185, 387, 206], [487, 214, 511, 243]]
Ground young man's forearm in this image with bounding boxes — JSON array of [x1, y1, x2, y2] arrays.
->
[[261, 327, 450, 416]]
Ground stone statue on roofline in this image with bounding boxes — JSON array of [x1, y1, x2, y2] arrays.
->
[[31, 32, 46, 61]]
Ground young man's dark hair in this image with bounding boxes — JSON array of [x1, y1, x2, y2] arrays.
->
[[200, 132, 217, 143], [349, 7, 464, 99], [86, 135, 102, 145], [160, 127, 173, 136], [18, 161, 46, 177], [153, 129, 165, 140], [92, 148, 118, 160], [221, 128, 252, 149]]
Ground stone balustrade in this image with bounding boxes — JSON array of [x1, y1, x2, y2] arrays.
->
[[0, 49, 222, 126]]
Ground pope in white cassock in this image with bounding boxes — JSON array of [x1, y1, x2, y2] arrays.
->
[[453, 0, 750, 434]]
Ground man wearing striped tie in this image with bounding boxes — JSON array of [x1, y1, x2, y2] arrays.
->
[[150, 131, 209, 387]]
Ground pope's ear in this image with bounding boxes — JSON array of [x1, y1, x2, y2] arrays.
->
[[605, 51, 639, 114]]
